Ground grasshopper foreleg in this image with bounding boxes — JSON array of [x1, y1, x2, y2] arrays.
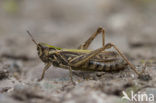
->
[[38, 63, 52, 81]]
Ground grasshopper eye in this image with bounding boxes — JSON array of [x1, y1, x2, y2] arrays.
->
[[37, 46, 40, 51], [37, 46, 42, 56]]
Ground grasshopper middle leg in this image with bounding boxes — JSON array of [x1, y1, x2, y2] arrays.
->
[[53, 52, 76, 84]]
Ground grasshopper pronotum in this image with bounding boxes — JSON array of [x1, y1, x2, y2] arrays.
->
[[27, 27, 150, 84]]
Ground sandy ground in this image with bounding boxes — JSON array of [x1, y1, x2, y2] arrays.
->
[[0, 0, 156, 103]]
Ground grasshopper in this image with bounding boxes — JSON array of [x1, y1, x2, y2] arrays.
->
[[27, 27, 150, 84]]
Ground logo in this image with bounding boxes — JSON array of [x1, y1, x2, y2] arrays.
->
[[121, 91, 154, 102]]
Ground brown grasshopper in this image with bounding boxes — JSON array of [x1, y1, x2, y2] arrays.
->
[[27, 27, 151, 84]]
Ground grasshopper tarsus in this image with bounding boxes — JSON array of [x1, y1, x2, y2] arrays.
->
[[37, 78, 42, 82], [27, 27, 151, 82], [138, 74, 152, 81], [137, 62, 152, 81]]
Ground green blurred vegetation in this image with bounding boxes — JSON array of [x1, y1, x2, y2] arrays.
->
[[2, 0, 19, 14]]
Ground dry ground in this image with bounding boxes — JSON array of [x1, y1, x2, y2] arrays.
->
[[0, 0, 156, 103]]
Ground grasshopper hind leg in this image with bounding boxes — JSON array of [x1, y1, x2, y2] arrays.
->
[[78, 27, 105, 50], [103, 43, 152, 81], [72, 42, 152, 81], [77, 26, 152, 81]]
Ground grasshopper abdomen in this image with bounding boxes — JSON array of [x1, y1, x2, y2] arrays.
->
[[82, 59, 127, 72]]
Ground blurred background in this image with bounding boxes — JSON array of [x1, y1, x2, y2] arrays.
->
[[0, 0, 156, 103], [0, 0, 156, 57]]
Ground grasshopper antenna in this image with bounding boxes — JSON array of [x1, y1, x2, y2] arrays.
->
[[26, 30, 38, 45]]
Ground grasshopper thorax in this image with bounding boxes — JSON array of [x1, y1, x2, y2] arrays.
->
[[37, 43, 61, 63], [36, 43, 54, 62], [37, 43, 50, 63]]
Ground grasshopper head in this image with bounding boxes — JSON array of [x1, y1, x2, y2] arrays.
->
[[27, 30, 61, 63], [37, 43, 62, 62], [37, 43, 51, 62]]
